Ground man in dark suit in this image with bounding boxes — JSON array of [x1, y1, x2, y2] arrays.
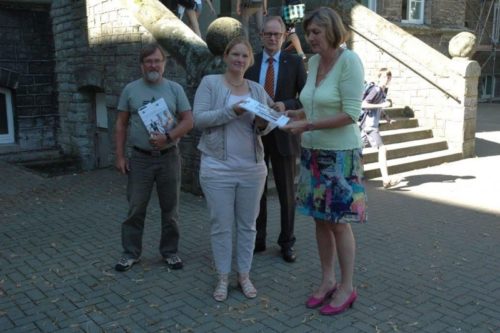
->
[[245, 16, 306, 263]]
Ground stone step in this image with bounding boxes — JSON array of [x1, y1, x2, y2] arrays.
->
[[14, 156, 82, 178], [363, 137, 449, 164], [266, 104, 454, 191], [363, 149, 463, 179], [0, 147, 62, 163], [379, 118, 419, 131], [266, 148, 462, 191], [384, 106, 414, 118], [380, 127, 434, 144], [0, 147, 83, 177]]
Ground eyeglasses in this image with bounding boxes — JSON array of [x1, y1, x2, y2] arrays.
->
[[143, 59, 165, 65], [262, 32, 283, 39]]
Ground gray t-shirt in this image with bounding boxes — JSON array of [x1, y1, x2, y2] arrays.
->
[[118, 78, 191, 150]]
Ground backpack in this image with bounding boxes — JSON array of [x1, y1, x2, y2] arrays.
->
[[359, 82, 376, 122], [359, 82, 388, 124], [362, 81, 377, 100]]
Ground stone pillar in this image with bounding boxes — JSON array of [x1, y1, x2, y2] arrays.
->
[[448, 58, 481, 158], [447, 32, 481, 158]]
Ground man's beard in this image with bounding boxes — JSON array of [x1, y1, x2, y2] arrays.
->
[[145, 71, 162, 82]]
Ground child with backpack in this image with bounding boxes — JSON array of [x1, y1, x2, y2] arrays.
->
[[359, 68, 400, 189]]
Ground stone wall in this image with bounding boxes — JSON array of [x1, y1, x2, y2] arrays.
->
[[46, 0, 483, 194], [428, 0, 466, 27], [0, 3, 57, 150], [373, 0, 466, 26], [350, 4, 480, 158], [51, 0, 201, 191]]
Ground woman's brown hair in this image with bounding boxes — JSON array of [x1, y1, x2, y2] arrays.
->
[[303, 7, 349, 49]]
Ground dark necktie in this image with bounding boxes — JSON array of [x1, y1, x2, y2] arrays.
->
[[264, 57, 275, 99]]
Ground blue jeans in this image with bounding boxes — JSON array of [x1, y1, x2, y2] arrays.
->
[[121, 147, 181, 259]]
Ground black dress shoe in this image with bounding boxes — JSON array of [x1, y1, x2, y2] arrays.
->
[[281, 247, 296, 263], [254, 243, 266, 253]]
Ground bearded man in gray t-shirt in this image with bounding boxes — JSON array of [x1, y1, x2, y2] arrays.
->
[[114, 43, 193, 272]]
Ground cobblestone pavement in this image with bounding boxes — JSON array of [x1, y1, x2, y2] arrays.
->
[[1, 104, 499, 332]]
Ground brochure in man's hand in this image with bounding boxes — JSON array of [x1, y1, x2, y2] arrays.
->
[[138, 98, 176, 135], [239, 97, 290, 128]]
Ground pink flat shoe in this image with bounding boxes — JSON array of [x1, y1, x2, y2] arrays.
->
[[305, 286, 337, 309], [319, 289, 357, 315]]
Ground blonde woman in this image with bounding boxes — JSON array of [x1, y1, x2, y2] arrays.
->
[[193, 37, 273, 301]]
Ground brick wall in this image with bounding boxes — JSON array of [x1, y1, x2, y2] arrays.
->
[[0, 4, 57, 150], [47, 0, 484, 193], [375, 0, 465, 26], [429, 0, 465, 27], [51, 0, 199, 191]]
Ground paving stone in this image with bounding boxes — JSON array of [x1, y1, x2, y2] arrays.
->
[[0, 315, 14, 330], [0, 104, 499, 332], [9, 322, 39, 333]]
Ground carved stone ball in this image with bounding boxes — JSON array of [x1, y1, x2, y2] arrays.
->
[[206, 17, 245, 56], [448, 32, 477, 59]]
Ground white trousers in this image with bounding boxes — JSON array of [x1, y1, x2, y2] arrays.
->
[[200, 171, 266, 274]]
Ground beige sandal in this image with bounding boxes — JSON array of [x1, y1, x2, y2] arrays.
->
[[213, 274, 228, 302], [238, 274, 257, 299]]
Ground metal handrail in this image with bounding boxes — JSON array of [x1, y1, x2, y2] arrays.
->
[[350, 26, 462, 104]]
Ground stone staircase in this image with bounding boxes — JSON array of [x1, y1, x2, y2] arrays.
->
[[266, 105, 463, 191], [362, 106, 463, 179]]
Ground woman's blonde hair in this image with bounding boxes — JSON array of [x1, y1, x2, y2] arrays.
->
[[303, 7, 349, 49], [223, 36, 255, 67]]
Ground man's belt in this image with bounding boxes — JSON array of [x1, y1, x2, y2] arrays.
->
[[133, 146, 174, 157]]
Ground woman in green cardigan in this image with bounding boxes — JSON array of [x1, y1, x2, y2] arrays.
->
[[283, 7, 367, 316]]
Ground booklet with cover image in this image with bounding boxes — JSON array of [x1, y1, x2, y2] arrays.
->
[[138, 98, 176, 135], [239, 97, 290, 128]]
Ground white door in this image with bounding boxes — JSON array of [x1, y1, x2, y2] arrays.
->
[[0, 87, 14, 144]]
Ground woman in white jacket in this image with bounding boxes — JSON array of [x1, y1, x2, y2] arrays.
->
[[193, 36, 273, 302]]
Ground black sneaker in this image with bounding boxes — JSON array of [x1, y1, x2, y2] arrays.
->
[[164, 254, 183, 270], [115, 257, 140, 272]]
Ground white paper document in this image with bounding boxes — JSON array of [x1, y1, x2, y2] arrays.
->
[[239, 97, 290, 128], [138, 98, 176, 135]]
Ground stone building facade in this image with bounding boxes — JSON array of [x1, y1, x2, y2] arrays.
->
[[0, 1, 57, 154], [357, 0, 498, 101], [50, 0, 202, 190], [0, 0, 488, 194]]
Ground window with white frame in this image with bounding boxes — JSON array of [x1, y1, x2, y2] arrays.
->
[[357, 0, 377, 11], [402, 0, 424, 24], [0, 87, 14, 144]]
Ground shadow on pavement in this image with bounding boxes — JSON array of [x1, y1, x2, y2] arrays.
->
[[390, 174, 476, 191], [475, 137, 500, 158]]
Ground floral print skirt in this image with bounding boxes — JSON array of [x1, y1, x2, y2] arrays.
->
[[296, 148, 367, 223]]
